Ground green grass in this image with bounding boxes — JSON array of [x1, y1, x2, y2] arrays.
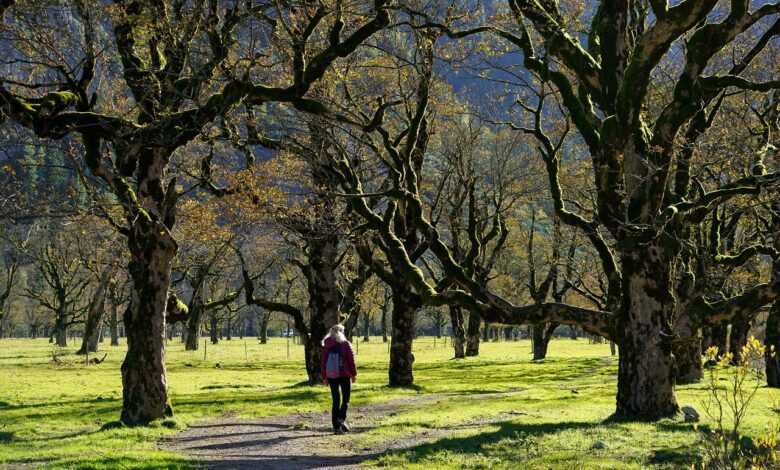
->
[[1, 336, 778, 469]]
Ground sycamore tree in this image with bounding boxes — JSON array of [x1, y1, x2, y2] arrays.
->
[[427, 0, 780, 418], [0, 0, 390, 424], [317, 1, 780, 421]]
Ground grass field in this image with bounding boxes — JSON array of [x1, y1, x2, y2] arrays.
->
[[1, 336, 778, 469]]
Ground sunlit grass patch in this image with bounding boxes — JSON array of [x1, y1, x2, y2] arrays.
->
[[1, 337, 779, 468]]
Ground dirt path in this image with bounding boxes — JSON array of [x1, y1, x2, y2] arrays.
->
[[161, 391, 525, 470]]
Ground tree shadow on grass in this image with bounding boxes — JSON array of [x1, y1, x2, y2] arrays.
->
[[381, 419, 597, 464], [30, 455, 190, 470], [647, 445, 700, 467], [377, 419, 698, 467], [385, 383, 425, 392]]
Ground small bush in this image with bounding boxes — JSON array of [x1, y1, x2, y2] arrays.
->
[[697, 337, 779, 469]]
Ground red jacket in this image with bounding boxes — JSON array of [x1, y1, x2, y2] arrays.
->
[[321, 338, 357, 379]]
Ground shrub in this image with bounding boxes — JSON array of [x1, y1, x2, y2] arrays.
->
[[697, 337, 778, 469]]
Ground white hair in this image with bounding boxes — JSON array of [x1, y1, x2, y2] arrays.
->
[[322, 324, 347, 346]]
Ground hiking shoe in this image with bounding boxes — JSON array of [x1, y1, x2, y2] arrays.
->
[[334, 427, 344, 435], [340, 422, 350, 433]]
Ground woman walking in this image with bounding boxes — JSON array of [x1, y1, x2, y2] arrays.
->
[[321, 324, 357, 434]]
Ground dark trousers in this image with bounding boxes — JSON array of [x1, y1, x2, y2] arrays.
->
[[328, 377, 351, 429]]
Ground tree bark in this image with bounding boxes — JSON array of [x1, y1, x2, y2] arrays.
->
[[764, 201, 780, 386], [77, 270, 111, 355], [673, 314, 702, 384], [54, 307, 67, 347], [729, 313, 753, 365], [449, 305, 466, 359], [110, 300, 120, 346], [259, 313, 269, 344], [120, 229, 176, 425], [702, 323, 729, 356], [389, 288, 420, 386], [614, 245, 679, 420], [362, 312, 370, 342], [381, 300, 389, 343], [465, 310, 481, 356], [209, 312, 219, 345], [532, 323, 557, 360], [766, 299, 780, 387], [299, 233, 341, 384]]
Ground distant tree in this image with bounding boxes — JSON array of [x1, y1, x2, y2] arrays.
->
[[23, 228, 92, 346], [0, 258, 19, 339], [0, 0, 391, 424]]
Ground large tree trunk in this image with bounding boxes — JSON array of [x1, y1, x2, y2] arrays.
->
[[77, 271, 111, 355], [614, 246, 679, 420], [503, 326, 513, 341], [259, 313, 269, 344], [299, 233, 341, 384], [729, 313, 753, 365], [449, 305, 466, 359], [184, 296, 204, 351], [532, 323, 557, 361], [302, 334, 321, 385], [764, 203, 780, 386], [381, 301, 389, 343], [465, 310, 481, 356], [673, 312, 702, 384], [766, 299, 780, 387], [109, 300, 120, 346], [702, 323, 729, 355], [209, 312, 219, 345], [362, 312, 370, 342], [120, 227, 176, 425], [389, 288, 420, 386], [54, 308, 67, 347]]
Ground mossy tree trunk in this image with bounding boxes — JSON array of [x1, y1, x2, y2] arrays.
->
[[54, 302, 68, 347], [362, 312, 371, 342], [389, 288, 420, 386], [303, 232, 340, 384], [614, 244, 678, 419], [465, 311, 481, 356], [702, 324, 729, 356], [121, 217, 177, 425], [381, 293, 389, 343], [259, 312, 269, 344], [729, 313, 753, 365], [449, 305, 466, 358], [0, 263, 17, 339], [185, 290, 205, 351], [78, 269, 111, 355], [109, 300, 120, 346], [673, 314, 702, 384], [766, 202, 780, 386], [209, 311, 219, 345], [532, 323, 558, 361], [766, 298, 780, 387]]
